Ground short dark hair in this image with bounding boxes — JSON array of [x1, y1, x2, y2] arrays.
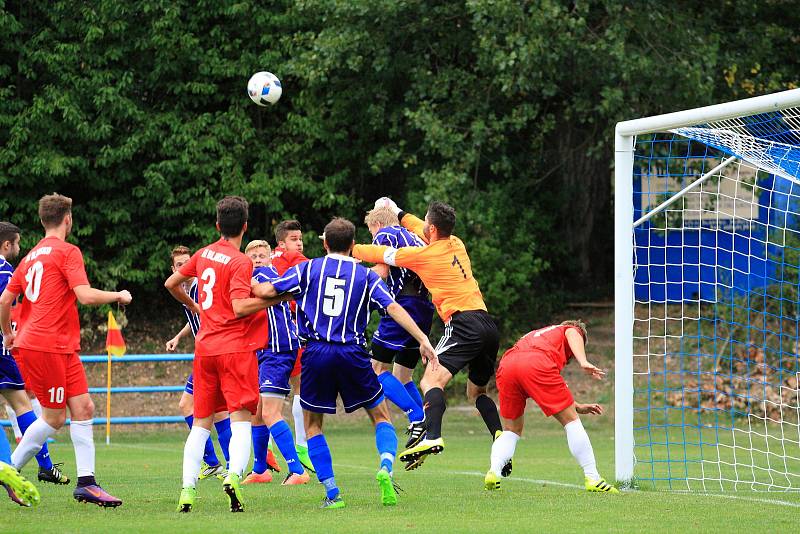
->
[[216, 196, 248, 237], [275, 219, 301, 243], [39, 193, 72, 228], [171, 245, 191, 264], [426, 201, 456, 236], [323, 218, 355, 253], [0, 222, 20, 247]]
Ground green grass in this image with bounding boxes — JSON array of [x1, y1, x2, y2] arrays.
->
[[4, 413, 799, 533]]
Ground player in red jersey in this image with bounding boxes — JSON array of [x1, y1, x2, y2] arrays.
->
[[0, 194, 132, 507], [270, 220, 313, 471], [167, 196, 284, 513], [484, 320, 618, 493]]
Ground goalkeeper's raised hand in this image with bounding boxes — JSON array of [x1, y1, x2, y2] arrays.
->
[[374, 197, 401, 215]]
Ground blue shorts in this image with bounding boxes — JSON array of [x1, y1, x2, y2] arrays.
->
[[185, 373, 194, 395], [299, 342, 384, 414], [372, 295, 435, 351], [0, 353, 25, 390], [257, 349, 298, 396]]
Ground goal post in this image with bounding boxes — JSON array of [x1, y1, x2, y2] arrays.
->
[[614, 88, 800, 490]]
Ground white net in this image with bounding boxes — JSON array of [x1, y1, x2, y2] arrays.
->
[[632, 106, 800, 490]]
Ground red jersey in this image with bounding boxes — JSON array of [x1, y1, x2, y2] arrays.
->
[[6, 236, 89, 354], [179, 238, 267, 356], [513, 324, 585, 371], [271, 247, 308, 276]]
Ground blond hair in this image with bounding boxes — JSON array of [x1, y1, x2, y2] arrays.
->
[[245, 239, 271, 255], [561, 319, 588, 344], [364, 206, 399, 229]]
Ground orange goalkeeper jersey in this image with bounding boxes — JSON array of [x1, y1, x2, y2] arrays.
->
[[352, 213, 486, 323]]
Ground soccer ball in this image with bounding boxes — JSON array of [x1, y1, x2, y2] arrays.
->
[[247, 71, 282, 106]]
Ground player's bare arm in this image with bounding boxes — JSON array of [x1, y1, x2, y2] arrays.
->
[[371, 263, 390, 280], [576, 403, 604, 416], [0, 289, 16, 347], [231, 296, 288, 319], [251, 281, 278, 299], [564, 328, 605, 380], [166, 322, 192, 351], [386, 302, 437, 369], [165, 271, 202, 315], [73, 285, 132, 306]]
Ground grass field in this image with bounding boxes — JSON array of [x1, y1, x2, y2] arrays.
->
[[3, 412, 799, 533]]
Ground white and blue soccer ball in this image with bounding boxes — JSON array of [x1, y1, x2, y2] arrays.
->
[[247, 71, 282, 106]]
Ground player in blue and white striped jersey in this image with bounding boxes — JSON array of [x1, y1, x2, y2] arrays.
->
[[0, 221, 69, 487], [365, 207, 436, 448], [165, 246, 231, 480], [242, 240, 310, 486], [253, 217, 437, 509]]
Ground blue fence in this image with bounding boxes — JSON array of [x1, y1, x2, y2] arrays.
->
[[0, 353, 193, 427]]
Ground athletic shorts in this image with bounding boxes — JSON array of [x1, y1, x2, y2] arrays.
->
[[299, 341, 384, 414], [0, 352, 25, 390], [290, 346, 303, 378], [16, 349, 88, 409], [372, 296, 435, 367], [435, 310, 500, 387], [184, 373, 194, 395], [496, 347, 574, 419], [192, 351, 259, 419], [258, 348, 298, 396]]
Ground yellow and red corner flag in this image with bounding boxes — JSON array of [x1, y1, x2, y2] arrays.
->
[[106, 311, 126, 357]]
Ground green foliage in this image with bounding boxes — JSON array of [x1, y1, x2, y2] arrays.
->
[[1, 0, 798, 338]]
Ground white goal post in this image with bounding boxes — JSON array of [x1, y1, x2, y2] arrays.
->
[[615, 88, 800, 489]]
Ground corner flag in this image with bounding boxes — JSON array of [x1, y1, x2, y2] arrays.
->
[[106, 311, 126, 357]]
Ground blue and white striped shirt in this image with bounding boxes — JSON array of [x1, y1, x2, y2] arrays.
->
[[271, 254, 395, 347], [181, 280, 201, 337], [0, 256, 13, 357], [372, 226, 428, 298], [253, 265, 299, 352]]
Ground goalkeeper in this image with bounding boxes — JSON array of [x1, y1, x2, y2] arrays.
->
[[485, 320, 618, 493], [352, 198, 502, 471]]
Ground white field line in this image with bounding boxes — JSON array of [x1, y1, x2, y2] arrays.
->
[[108, 445, 800, 509]]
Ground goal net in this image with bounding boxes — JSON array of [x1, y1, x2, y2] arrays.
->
[[615, 89, 800, 491]]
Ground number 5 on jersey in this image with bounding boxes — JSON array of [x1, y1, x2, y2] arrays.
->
[[323, 277, 346, 317]]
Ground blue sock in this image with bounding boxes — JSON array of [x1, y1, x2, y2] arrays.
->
[[0, 431, 11, 464], [308, 434, 337, 499], [186, 415, 220, 467], [375, 421, 397, 473], [17, 411, 53, 470], [215, 418, 232, 466], [378, 372, 424, 423], [269, 420, 303, 475], [404, 381, 424, 414], [252, 424, 270, 474]]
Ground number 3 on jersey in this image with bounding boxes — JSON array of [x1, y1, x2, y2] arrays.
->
[[25, 261, 44, 302], [199, 267, 216, 310], [323, 277, 346, 317]]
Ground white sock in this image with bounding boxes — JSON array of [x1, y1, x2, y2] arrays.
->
[[30, 397, 43, 419], [490, 431, 519, 476], [70, 419, 95, 477], [564, 419, 600, 480], [4, 405, 21, 439], [183, 426, 211, 488], [11, 418, 56, 470], [292, 396, 306, 447], [228, 421, 252, 477]]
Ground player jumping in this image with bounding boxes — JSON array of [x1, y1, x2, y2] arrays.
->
[[353, 199, 503, 471], [485, 320, 618, 493], [0, 194, 132, 507], [165, 246, 231, 480], [253, 217, 437, 509], [363, 207, 435, 447], [167, 196, 281, 513]]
